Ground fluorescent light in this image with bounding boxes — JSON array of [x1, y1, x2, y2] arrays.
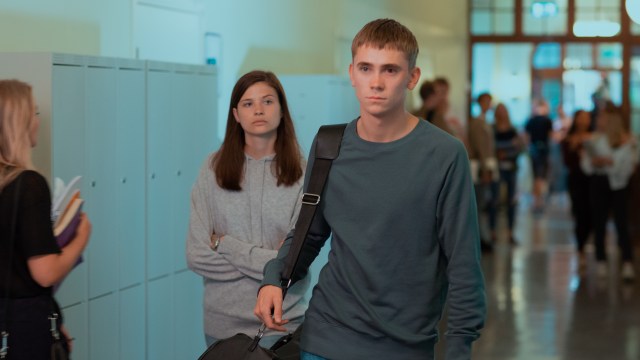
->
[[627, 0, 640, 25], [573, 20, 621, 37]]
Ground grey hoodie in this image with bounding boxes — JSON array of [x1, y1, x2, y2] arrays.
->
[[186, 153, 309, 339]]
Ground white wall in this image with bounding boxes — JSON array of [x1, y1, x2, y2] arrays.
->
[[0, 0, 469, 137]]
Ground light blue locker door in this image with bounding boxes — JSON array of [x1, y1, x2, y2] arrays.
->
[[174, 270, 205, 358], [195, 72, 219, 157], [61, 302, 87, 360], [147, 69, 175, 279], [279, 76, 324, 155], [116, 66, 146, 289], [147, 276, 174, 360], [170, 71, 196, 272], [89, 293, 119, 360], [85, 65, 119, 298], [52, 64, 87, 308], [119, 284, 145, 360]]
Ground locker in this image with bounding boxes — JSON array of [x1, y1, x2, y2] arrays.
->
[[119, 285, 145, 360], [147, 276, 174, 360], [116, 65, 146, 289], [89, 293, 119, 360], [85, 63, 119, 298]]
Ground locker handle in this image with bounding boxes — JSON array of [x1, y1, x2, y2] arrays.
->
[[121, 177, 127, 184], [91, 180, 96, 187]]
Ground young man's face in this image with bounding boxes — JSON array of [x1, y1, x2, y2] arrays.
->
[[349, 45, 420, 119]]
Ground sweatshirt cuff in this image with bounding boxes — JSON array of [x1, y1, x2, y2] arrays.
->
[[445, 335, 474, 360], [262, 259, 284, 288]]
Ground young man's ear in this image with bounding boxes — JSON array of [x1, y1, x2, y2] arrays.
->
[[349, 63, 355, 87], [407, 66, 421, 90]]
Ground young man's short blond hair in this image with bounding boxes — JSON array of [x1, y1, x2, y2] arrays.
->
[[351, 18, 419, 69]]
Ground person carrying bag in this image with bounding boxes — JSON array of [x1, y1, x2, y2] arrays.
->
[[197, 124, 347, 360]]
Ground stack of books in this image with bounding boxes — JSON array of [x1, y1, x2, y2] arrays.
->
[[51, 176, 84, 263]]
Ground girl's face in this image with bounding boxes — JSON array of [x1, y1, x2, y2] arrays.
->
[[574, 112, 590, 133], [495, 105, 507, 126], [596, 112, 608, 132], [232, 82, 282, 139]]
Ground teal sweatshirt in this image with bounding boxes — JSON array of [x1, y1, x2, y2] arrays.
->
[[263, 119, 486, 360]]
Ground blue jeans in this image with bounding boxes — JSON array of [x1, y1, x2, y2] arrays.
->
[[301, 351, 328, 360]]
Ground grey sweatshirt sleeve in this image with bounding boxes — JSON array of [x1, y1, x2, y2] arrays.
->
[[436, 144, 487, 359], [186, 160, 244, 281], [217, 186, 304, 281]]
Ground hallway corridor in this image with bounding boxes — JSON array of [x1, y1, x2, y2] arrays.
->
[[447, 194, 639, 360]]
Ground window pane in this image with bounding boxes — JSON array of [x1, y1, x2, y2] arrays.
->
[[633, 51, 640, 134], [473, 0, 492, 8], [494, 0, 514, 9], [632, 22, 640, 35], [523, 0, 568, 35], [565, 44, 593, 69], [533, 43, 561, 69], [574, 0, 620, 37], [597, 43, 623, 69], [494, 12, 515, 34], [472, 11, 492, 35]]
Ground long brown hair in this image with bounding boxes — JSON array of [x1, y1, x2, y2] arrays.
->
[[0, 79, 36, 191], [211, 70, 302, 191]]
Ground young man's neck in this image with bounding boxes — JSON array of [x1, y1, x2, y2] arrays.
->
[[357, 109, 418, 143]]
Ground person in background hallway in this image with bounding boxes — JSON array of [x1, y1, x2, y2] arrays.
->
[[492, 103, 524, 245], [434, 76, 468, 147], [0, 79, 91, 359], [580, 105, 638, 281], [255, 19, 486, 360], [186, 70, 309, 348], [524, 98, 553, 212], [468, 92, 498, 251], [412, 80, 454, 135], [561, 110, 593, 270]]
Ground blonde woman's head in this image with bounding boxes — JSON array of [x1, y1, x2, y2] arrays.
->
[[0, 79, 38, 188], [494, 103, 511, 128]]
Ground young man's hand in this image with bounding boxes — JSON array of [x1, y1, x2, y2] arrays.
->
[[254, 285, 289, 331]]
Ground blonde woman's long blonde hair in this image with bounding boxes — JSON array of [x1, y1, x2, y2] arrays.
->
[[0, 79, 36, 191]]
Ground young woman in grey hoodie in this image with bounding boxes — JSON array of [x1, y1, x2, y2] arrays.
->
[[186, 70, 309, 348]]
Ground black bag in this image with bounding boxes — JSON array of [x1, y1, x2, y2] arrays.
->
[[198, 332, 277, 360], [270, 325, 302, 360], [49, 313, 70, 360], [51, 339, 70, 360], [196, 124, 346, 360]]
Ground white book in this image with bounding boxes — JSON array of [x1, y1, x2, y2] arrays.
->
[[51, 175, 82, 225]]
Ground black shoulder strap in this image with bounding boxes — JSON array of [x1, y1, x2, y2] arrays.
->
[[280, 123, 347, 289], [1, 173, 23, 358]]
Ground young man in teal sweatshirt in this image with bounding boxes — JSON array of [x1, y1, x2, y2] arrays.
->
[[255, 18, 486, 360]]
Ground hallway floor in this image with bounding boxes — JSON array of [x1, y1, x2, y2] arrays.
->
[[440, 193, 640, 360]]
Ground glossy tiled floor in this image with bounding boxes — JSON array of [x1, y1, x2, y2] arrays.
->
[[438, 193, 640, 360]]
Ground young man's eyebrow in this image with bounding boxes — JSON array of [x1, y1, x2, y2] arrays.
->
[[355, 61, 373, 67]]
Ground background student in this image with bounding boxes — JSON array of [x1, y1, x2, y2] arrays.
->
[[0, 79, 91, 359], [186, 70, 309, 348]]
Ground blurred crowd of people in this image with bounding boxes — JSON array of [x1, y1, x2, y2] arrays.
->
[[413, 78, 638, 281]]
